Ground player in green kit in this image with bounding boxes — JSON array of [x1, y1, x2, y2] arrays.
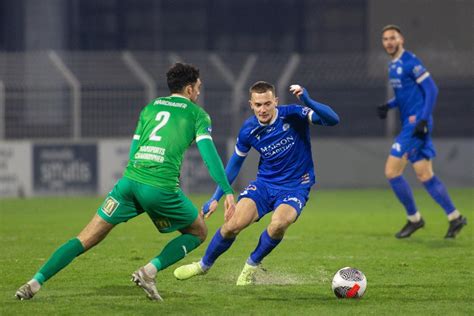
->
[[15, 63, 235, 301]]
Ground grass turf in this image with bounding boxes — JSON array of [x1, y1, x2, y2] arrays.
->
[[0, 188, 472, 315]]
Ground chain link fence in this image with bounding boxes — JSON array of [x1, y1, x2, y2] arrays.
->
[[1, 50, 472, 141]]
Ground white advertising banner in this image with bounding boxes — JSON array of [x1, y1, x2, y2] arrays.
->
[[0, 142, 32, 197], [98, 139, 130, 195]]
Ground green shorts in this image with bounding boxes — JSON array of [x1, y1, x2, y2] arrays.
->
[[97, 177, 198, 233]]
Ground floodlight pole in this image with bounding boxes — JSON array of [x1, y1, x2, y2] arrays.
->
[[277, 53, 301, 105], [48, 51, 81, 139], [122, 51, 157, 103]]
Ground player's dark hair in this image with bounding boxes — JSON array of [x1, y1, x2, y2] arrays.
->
[[249, 81, 275, 98], [166, 62, 200, 93], [382, 24, 402, 35]]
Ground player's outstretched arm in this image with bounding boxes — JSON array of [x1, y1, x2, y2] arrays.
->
[[202, 151, 246, 218], [290, 84, 340, 126], [196, 138, 235, 217]]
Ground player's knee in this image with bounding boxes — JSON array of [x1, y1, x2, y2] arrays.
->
[[268, 219, 291, 237], [416, 171, 433, 182], [385, 167, 402, 179], [221, 222, 242, 238]]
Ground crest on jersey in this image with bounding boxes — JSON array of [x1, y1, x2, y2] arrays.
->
[[413, 65, 424, 76], [396, 67, 403, 75], [283, 123, 290, 131]]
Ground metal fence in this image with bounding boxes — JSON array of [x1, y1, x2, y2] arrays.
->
[[1, 50, 472, 141]]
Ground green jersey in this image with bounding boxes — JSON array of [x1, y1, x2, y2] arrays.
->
[[124, 95, 212, 191]]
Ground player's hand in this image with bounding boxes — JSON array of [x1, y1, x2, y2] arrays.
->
[[413, 120, 429, 139], [377, 104, 389, 119], [289, 84, 304, 100], [223, 194, 236, 222], [201, 199, 218, 219]]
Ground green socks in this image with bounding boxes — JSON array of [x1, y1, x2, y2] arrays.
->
[[151, 234, 201, 271], [32, 234, 201, 284], [34, 237, 85, 285]]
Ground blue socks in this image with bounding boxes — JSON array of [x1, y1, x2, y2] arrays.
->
[[389, 176, 417, 216], [201, 228, 235, 268], [248, 230, 282, 266], [423, 175, 456, 215]]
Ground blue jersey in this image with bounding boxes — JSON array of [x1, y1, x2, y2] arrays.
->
[[388, 50, 432, 127], [235, 105, 315, 189]]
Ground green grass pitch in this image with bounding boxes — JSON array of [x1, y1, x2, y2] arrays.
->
[[1, 188, 472, 315]]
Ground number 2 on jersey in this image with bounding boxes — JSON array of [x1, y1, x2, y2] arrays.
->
[[149, 111, 170, 141]]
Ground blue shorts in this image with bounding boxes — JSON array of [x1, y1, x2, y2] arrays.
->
[[238, 179, 311, 220], [390, 125, 436, 163]]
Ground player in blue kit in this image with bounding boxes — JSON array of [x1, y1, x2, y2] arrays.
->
[[377, 25, 467, 239], [174, 81, 339, 285]]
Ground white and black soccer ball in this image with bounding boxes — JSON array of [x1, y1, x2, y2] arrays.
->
[[331, 267, 367, 298]]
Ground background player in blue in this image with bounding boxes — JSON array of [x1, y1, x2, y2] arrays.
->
[[174, 81, 339, 285], [377, 25, 467, 239]]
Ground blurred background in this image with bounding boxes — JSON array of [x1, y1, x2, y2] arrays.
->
[[0, 0, 472, 197]]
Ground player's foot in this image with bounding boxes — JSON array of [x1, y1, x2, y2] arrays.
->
[[15, 284, 35, 300], [174, 262, 206, 280], [236, 263, 258, 286], [131, 267, 163, 301], [445, 216, 467, 239], [395, 218, 425, 238]]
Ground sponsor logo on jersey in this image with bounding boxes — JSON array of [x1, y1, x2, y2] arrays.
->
[[302, 107, 311, 116], [259, 136, 295, 158], [102, 196, 119, 216], [389, 79, 402, 89], [283, 196, 303, 209], [134, 146, 166, 163], [266, 127, 275, 133], [392, 142, 401, 152]]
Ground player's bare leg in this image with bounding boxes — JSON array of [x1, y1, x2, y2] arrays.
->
[[16, 215, 114, 300], [413, 159, 467, 238], [133, 215, 206, 300], [385, 155, 425, 238], [237, 204, 298, 285], [174, 198, 258, 281]]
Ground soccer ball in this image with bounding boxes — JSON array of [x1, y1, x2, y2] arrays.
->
[[331, 267, 367, 298]]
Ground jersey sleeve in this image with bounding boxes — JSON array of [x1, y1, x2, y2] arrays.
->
[[133, 110, 145, 141], [286, 105, 313, 124], [195, 108, 213, 142], [408, 56, 430, 84], [235, 125, 251, 157]]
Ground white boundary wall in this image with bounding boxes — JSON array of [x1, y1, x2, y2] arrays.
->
[[0, 138, 472, 198]]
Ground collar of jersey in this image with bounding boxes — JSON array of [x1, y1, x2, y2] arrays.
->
[[391, 49, 406, 63], [257, 108, 279, 126], [169, 94, 190, 101]]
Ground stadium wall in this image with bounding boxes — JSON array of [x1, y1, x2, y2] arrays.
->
[[0, 138, 472, 198]]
